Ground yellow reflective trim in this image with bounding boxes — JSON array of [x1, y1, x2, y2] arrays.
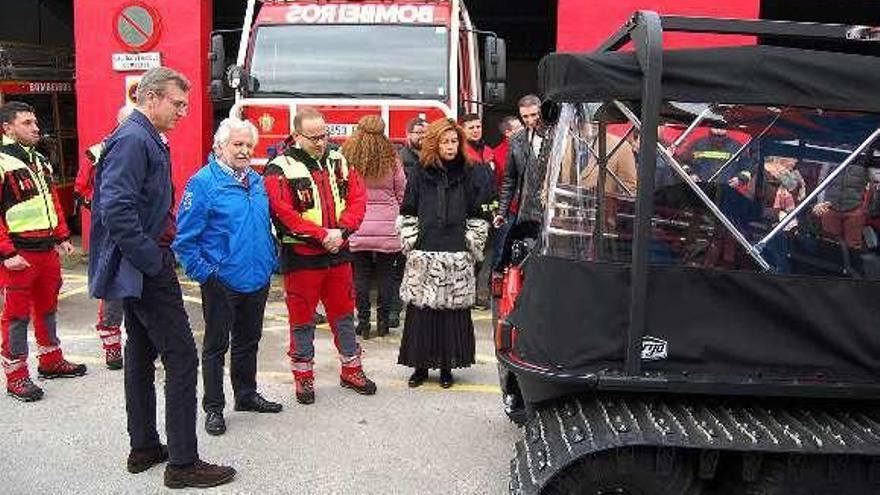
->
[[272, 153, 349, 244], [692, 150, 732, 160], [0, 152, 58, 233], [87, 143, 104, 164]]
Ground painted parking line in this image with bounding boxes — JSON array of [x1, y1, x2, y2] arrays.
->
[[60, 355, 500, 394], [58, 285, 89, 301], [389, 380, 501, 394]]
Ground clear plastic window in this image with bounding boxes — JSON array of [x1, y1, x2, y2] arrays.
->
[[540, 102, 880, 279]]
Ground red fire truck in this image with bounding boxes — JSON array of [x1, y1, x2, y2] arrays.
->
[[0, 43, 79, 227], [211, 0, 505, 164]]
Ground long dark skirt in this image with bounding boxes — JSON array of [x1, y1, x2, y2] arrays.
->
[[397, 304, 475, 370]]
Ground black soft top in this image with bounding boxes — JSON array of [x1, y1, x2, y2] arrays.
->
[[539, 44, 880, 113]]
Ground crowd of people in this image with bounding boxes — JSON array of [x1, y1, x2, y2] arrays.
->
[[0, 66, 547, 489]]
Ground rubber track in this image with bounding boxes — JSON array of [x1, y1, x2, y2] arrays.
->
[[509, 394, 880, 494]]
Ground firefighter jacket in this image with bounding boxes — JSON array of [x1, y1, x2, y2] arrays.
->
[[0, 135, 70, 258], [73, 141, 105, 206], [264, 145, 366, 273]]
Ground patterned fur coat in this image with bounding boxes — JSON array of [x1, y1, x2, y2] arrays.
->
[[396, 156, 493, 310], [398, 217, 489, 310]]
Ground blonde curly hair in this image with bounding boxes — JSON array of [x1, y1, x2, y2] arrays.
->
[[341, 115, 398, 181], [419, 117, 470, 168]]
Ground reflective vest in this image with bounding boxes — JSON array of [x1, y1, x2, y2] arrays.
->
[[86, 142, 104, 164], [270, 149, 349, 244], [0, 148, 59, 234]]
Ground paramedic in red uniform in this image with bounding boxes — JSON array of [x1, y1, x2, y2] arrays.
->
[[0, 101, 85, 402], [73, 105, 133, 370], [264, 107, 376, 405]]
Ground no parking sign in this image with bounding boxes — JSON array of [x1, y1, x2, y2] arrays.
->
[[113, 1, 163, 52]]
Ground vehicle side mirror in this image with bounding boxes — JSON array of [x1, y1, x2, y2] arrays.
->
[[210, 79, 224, 102], [484, 81, 506, 105], [210, 33, 226, 80], [483, 35, 507, 82]]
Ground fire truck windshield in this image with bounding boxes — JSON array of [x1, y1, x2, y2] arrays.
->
[[249, 24, 449, 98]]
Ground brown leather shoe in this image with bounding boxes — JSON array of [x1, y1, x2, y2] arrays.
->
[[164, 460, 236, 489], [127, 444, 168, 474]]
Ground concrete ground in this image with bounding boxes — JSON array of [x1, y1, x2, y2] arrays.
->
[[0, 259, 519, 494]]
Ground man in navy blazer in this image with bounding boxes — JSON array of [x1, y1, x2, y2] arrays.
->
[[88, 67, 235, 489]]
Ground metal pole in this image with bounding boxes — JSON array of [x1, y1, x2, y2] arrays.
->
[[707, 110, 784, 183], [614, 100, 772, 271], [672, 106, 714, 149], [623, 11, 663, 376], [595, 120, 608, 258], [753, 127, 880, 253]]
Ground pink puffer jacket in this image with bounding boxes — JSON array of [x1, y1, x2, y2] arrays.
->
[[349, 161, 407, 253]]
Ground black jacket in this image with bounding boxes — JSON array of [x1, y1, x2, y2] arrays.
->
[[397, 145, 420, 181], [498, 127, 547, 226], [822, 159, 872, 212], [401, 155, 492, 253]]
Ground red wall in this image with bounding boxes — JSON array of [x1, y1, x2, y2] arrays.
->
[[557, 0, 760, 52], [73, 0, 212, 248]]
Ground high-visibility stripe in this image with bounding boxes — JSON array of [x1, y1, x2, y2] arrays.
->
[[693, 150, 732, 160], [0, 153, 58, 233], [270, 151, 349, 244]]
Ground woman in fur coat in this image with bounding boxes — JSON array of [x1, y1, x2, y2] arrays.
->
[[397, 118, 493, 388]]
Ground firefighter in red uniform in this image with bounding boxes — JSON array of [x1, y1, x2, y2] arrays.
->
[[73, 105, 132, 370], [0, 101, 85, 402], [264, 107, 376, 405]]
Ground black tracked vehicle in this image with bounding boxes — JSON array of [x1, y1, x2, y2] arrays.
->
[[494, 12, 880, 495]]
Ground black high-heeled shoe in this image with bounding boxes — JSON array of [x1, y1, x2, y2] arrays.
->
[[439, 369, 453, 388], [407, 368, 428, 388]]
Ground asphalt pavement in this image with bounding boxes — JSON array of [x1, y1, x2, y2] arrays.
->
[[0, 260, 519, 494]]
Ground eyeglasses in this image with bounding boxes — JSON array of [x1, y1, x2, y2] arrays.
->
[[167, 97, 189, 112], [300, 133, 328, 143], [149, 91, 189, 112]]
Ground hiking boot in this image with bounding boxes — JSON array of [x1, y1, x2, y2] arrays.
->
[[105, 347, 123, 370], [164, 460, 236, 489], [340, 369, 377, 395], [127, 444, 169, 474], [295, 376, 315, 405], [205, 411, 226, 436], [6, 377, 44, 402], [38, 359, 87, 379]]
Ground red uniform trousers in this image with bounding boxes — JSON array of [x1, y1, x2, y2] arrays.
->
[[0, 250, 65, 381], [96, 298, 124, 351], [821, 207, 866, 249], [284, 262, 361, 379]]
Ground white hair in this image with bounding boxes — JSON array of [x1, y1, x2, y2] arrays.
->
[[213, 117, 259, 147]]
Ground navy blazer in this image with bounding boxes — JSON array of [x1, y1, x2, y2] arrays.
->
[[88, 109, 174, 300]]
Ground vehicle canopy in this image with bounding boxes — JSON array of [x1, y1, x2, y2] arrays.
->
[[507, 13, 880, 399]]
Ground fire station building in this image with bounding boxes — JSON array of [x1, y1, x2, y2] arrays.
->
[[0, 0, 876, 245]]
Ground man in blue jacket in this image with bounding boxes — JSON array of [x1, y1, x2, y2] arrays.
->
[[88, 67, 235, 489], [173, 117, 281, 437]]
